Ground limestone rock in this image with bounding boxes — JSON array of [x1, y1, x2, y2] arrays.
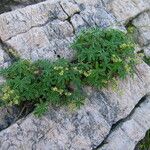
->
[[0, 45, 10, 68], [0, 0, 46, 14], [0, 0, 118, 60], [132, 11, 150, 47], [99, 96, 150, 150], [143, 45, 150, 57], [107, 0, 150, 24]]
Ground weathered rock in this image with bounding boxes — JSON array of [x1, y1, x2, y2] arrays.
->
[[0, 0, 119, 60], [99, 96, 150, 150], [101, 62, 150, 123], [143, 45, 150, 57], [13, 0, 45, 3], [0, 47, 5, 85], [0, 0, 46, 14], [0, 45, 10, 69], [132, 11, 150, 47], [0, 62, 149, 149], [0, 106, 20, 131], [107, 0, 150, 24]]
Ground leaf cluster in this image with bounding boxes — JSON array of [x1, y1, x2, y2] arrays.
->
[[71, 28, 137, 88], [144, 56, 150, 66], [0, 28, 137, 116], [0, 59, 84, 116]]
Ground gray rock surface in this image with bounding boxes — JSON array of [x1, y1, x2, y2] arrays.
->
[[106, 0, 150, 24], [143, 45, 150, 57], [0, 0, 46, 14], [132, 11, 150, 57], [0, 45, 11, 69], [99, 96, 150, 150], [133, 11, 150, 47], [0, 0, 117, 60]]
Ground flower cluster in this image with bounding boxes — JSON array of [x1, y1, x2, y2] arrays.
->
[[54, 66, 69, 76], [120, 43, 134, 49], [1, 86, 19, 105]]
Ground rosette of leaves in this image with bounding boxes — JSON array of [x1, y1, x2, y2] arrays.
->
[[71, 28, 137, 88]]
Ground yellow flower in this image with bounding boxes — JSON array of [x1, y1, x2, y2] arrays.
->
[[54, 66, 63, 70], [83, 70, 91, 77], [58, 89, 64, 95], [73, 67, 78, 71], [65, 92, 72, 96], [120, 43, 134, 49], [2, 93, 9, 100], [59, 70, 64, 76], [13, 97, 19, 105], [52, 87, 58, 91], [111, 55, 122, 63], [102, 80, 107, 84], [128, 26, 135, 33], [2, 86, 10, 92], [10, 90, 14, 94], [125, 64, 131, 73], [52, 87, 64, 95], [65, 67, 69, 71], [78, 70, 82, 74], [54, 66, 59, 70]]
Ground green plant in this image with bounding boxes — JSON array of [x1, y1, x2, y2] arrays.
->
[[144, 56, 150, 65], [137, 130, 150, 150], [0, 59, 84, 116], [71, 28, 137, 88], [0, 28, 137, 116]]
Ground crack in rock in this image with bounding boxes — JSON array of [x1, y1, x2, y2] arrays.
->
[[97, 95, 150, 150]]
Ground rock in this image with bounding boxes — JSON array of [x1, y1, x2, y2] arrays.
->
[[100, 128, 136, 150], [74, 0, 103, 6], [0, 0, 46, 14], [0, 106, 20, 131], [71, 14, 88, 32], [106, 0, 150, 24], [0, 1, 68, 41], [0, 45, 11, 69], [99, 96, 150, 150], [0, 0, 119, 60], [132, 11, 150, 47], [79, 6, 116, 28], [59, 0, 80, 16], [5, 21, 75, 60], [143, 45, 150, 57], [0, 62, 149, 149], [131, 11, 150, 57], [13, 0, 45, 3], [101, 62, 150, 123]]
